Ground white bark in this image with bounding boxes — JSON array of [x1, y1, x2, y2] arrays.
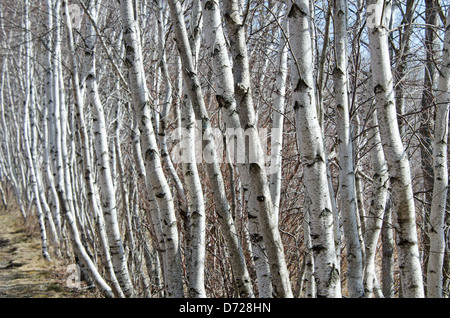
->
[[23, 91, 51, 262], [90, 90, 133, 296], [1, 62, 26, 220], [78, 0, 134, 297], [131, 117, 165, 297], [156, 1, 189, 219], [427, 9, 450, 298], [33, 86, 60, 256], [45, 0, 115, 297], [381, 195, 395, 298], [333, 0, 364, 297], [51, 0, 64, 226], [56, 183, 114, 297], [223, 0, 293, 298], [366, 0, 424, 298], [168, 0, 254, 298], [202, 0, 271, 298], [119, 0, 184, 298], [180, 94, 207, 298], [62, 0, 125, 298], [302, 201, 316, 297], [363, 109, 389, 298], [178, 0, 207, 298], [43, 0, 62, 243], [23, 0, 51, 262], [269, 14, 289, 221], [288, 0, 340, 298]]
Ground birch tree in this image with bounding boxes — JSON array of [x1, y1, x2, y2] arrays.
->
[[119, 0, 184, 298], [269, 13, 289, 221], [163, 0, 206, 298], [1, 0, 449, 300], [156, 1, 189, 223], [333, 0, 364, 297], [222, 0, 293, 298], [43, 0, 63, 245], [288, 0, 340, 298], [77, 0, 134, 297], [167, 0, 254, 298], [363, 109, 389, 298], [201, 0, 270, 298], [427, 8, 450, 298], [366, 0, 424, 298], [22, 0, 51, 261]]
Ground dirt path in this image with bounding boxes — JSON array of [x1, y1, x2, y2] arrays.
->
[[0, 204, 96, 298]]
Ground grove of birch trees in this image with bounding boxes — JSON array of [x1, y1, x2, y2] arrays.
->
[[0, 0, 449, 298]]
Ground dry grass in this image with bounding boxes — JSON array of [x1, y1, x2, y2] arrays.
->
[[0, 196, 97, 298]]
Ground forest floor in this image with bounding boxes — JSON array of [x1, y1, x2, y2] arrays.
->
[[0, 200, 97, 298]]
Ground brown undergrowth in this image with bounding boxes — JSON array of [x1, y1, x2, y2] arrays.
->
[[0, 196, 97, 298]]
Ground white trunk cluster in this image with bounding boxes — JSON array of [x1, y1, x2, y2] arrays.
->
[[333, 0, 364, 297], [0, 0, 447, 300], [427, 9, 450, 298], [82, 1, 134, 297], [222, 0, 293, 298], [23, 0, 51, 262], [363, 109, 389, 298], [202, 0, 271, 298], [119, 0, 184, 298], [288, 0, 340, 298], [167, 0, 254, 298], [366, 0, 424, 298]]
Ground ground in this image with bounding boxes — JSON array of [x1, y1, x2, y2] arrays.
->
[[0, 201, 97, 298]]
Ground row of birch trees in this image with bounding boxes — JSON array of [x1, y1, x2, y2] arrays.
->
[[0, 0, 449, 298]]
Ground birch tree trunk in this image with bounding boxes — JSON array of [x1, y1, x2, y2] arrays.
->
[[363, 109, 389, 298], [168, 0, 254, 298], [51, 0, 64, 238], [381, 195, 395, 298], [80, 1, 134, 295], [366, 0, 424, 298], [131, 117, 165, 297], [202, 0, 271, 298], [56, 181, 114, 298], [222, 0, 293, 298], [119, 0, 184, 298], [179, 93, 206, 298], [23, 77, 51, 263], [1, 61, 26, 221], [427, 9, 450, 298], [288, 0, 341, 298], [90, 88, 134, 296], [333, 0, 364, 297], [269, 13, 288, 222], [23, 0, 51, 262], [57, 1, 85, 263], [302, 200, 316, 297], [43, 0, 62, 243], [178, 0, 207, 298], [42, 0, 114, 297], [156, 1, 189, 220], [31, 83, 60, 257], [62, 0, 124, 298]]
